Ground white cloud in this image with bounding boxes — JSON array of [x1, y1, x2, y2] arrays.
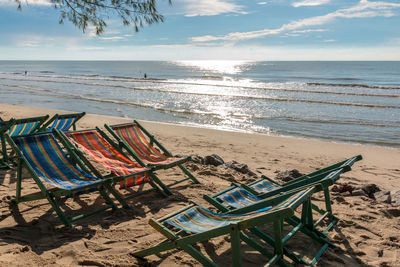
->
[[258, 2, 268, 5], [191, 1, 400, 42], [323, 39, 336, 42], [101, 36, 124, 40], [292, 0, 330, 8], [291, 28, 327, 33], [178, 0, 247, 17]]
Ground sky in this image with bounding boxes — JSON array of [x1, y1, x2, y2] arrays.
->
[[0, 0, 400, 60]]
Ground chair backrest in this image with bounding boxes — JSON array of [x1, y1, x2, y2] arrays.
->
[[111, 123, 169, 163], [45, 112, 85, 131], [164, 188, 313, 234], [6, 115, 48, 137], [65, 130, 144, 176], [64, 130, 149, 188], [13, 133, 99, 190], [215, 186, 262, 209]]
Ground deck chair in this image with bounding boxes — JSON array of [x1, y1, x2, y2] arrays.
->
[[203, 169, 346, 265], [0, 119, 15, 168], [40, 112, 85, 132], [5, 131, 127, 227], [105, 121, 199, 189], [237, 155, 362, 233], [0, 115, 49, 168], [133, 186, 332, 266], [56, 128, 171, 204]]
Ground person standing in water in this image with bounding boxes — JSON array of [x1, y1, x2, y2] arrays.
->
[[144, 73, 147, 79]]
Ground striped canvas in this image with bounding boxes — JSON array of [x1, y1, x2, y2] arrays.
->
[[8, 121, 40, 136], [112, 124, 183, 166], [66, 130, 150, 188], [47, 117, 76, 131], [249, 179, 282, 194], [215, 187, 263, 209], [14, 134, 102, 193], [165, 188, 312, 234]]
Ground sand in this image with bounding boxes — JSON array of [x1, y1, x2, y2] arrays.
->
[[0, 103, 399, 266]]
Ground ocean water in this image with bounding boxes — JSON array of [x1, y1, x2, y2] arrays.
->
[[0, 60, 399, 147]]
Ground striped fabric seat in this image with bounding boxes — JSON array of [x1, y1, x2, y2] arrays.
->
[[215, 187, 263, 209], [14, 134, 102, 193], [47, 117, 76, 131], [112, 124, 184, 166], [249, 178, 282, 193], [66, 130, 149, 188], [8, 121, 40, 136], [165, 188, 312, 234]]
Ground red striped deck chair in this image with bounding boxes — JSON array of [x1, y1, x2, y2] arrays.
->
[[4, 131, 123, 227], [105, 120, 199, 188], [133, 185, 332, 266], [57, 128, 170, 202]]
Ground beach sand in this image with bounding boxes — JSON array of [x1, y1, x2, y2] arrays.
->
[[0, 103, 399, 266]]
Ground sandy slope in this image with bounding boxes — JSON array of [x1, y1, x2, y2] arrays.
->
[[0, 103, 399, 266]]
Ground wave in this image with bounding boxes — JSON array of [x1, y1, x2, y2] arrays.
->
[[308, 82, 400, 90], [2, 82, 399, 110], [39, 71, 55, 74], [258, 116, 400, 128], [1, 76, 399, 99], [275, 129, 400, 147]]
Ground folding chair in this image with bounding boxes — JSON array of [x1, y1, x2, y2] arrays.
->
[[5, 131, 128, 227], [204, 169, 347, 265], [40, 112, 85, 132], [0, 115, 48, 168], [0, 119, 15, 168], [56, 128, 171, 204], [238, 155, 362, 233], [133, 186, 332, 266], [105, 121, 199, 190]]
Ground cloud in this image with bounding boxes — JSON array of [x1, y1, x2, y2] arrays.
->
[[291, 28, 327, 33], [258, 2, 268, 5], [191, 1, 400, 42], [292, 0, 330, 8], [100, 36, 124, 40], [323, 39, 336, 42], [178, 0, 247, 17], [0, 0, 52, 6]]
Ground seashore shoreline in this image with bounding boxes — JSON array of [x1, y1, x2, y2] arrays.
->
[[0, 103, 399, 266]]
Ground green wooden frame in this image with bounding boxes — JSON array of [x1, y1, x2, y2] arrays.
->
[[105, 120, 199, 191], [0, 115, 49, 169], [241, 155, 362, 233], [55, 128, 173, 204], [39, 112, 86, 132], [0, 119, 15, 169], [4, 131, 129, 227], [132, 186, 329, 266], [203, 171, 344, 265]]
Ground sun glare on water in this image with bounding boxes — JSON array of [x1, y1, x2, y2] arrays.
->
[[175, 60, 253, 75]]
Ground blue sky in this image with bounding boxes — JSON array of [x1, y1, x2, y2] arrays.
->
[[0, 0, 400, 60]]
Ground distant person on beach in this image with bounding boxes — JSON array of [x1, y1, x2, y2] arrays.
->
[[24, 71, 27, 75], [144, 73, 147, 79]]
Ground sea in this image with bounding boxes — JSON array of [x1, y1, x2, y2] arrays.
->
[[0, 60, 399, 148]]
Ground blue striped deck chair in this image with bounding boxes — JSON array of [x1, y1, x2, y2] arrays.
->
[[236, 155, 362, 233], [40, 112, 85, 132], [204, 169, 347, 266], [133, 186, 329, 266], [0, 115, 48, 168], [5, 131, 125, 227]]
